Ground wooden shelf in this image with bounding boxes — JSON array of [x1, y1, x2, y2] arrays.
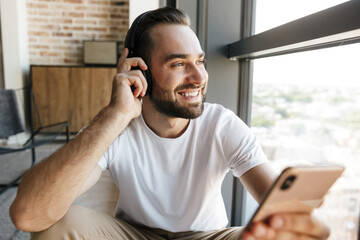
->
[[31, 65, 116, 133]]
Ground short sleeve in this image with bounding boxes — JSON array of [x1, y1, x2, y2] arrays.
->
[[217, 109, 268, 177]]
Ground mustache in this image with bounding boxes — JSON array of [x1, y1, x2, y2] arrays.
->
[[175, 83, 206, 92]]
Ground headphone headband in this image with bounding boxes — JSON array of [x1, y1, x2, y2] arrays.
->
[[128, 10, 152, 54]]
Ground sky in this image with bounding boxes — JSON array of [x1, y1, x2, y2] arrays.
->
[[253, 0, 360, 87]]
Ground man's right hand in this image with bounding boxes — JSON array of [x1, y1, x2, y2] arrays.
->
[[109, 48, 148, 120]]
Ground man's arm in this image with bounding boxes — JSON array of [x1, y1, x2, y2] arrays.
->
[[9, 48, 148, 232], [240, 162, 278, 203], [9, 107, 132, 232]]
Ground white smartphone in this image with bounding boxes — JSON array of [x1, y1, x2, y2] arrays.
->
[[240, 165, 345, 236]]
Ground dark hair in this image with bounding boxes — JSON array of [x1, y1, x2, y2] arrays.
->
[[124, 7, 190, 65]]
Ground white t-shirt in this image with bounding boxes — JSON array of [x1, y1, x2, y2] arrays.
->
[[98, 103, 268, 232]]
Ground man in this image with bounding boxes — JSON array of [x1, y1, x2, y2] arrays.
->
[[10, 7, 329, 240]]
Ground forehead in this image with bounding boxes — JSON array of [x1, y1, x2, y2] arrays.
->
[[150, 24, 203, 58]]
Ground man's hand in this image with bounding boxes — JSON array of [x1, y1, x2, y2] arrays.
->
[[109, 48, 148, 119], [242, 213, 330, 240]]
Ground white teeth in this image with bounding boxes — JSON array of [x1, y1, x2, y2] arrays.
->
[[181, 91, 199, 97]]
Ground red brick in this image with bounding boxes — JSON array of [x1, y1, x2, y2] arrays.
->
[[37, 0, 63, 2], [86, 13, 108, 19], [74, 33, 96, 39], [63, 58, 73, 63], [64, 39, 81, 44], [63, 0, 83, 3], [74, 6, 97, 11], [40, 51, 60, 57], [52, 32, 73, 37], [50, 4, 72, 11], [35, 11, 54, 17], [63, 25, 85, 31], [89, 0, 109, 5], [110, 14, 123, 19], [99, 20, 122, 25], [27, 3, 48, 9], [51, 18, 73, 24], [75, 19, 97, 25], [39, 25, 61, 31], [28, 31, 50, 37], [64, 52, 82, 58], [52, 45, 72, 51], [87, 27, 107, 32], [62, 12, 84, 18], [29, 44, 50, 49], [105, 6, 126, 13]]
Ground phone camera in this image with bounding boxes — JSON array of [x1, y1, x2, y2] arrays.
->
[[280, 175, 296, 190]]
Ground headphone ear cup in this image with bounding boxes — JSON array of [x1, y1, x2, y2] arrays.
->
[[141, 69, 152, 96]]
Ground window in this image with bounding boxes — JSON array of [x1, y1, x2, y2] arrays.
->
[[250, 2, 360, 239], [255, 0, 349, 34]]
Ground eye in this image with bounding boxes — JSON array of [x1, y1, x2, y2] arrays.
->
[[196, 58, 207, 65], [171, 62, 184, 68]]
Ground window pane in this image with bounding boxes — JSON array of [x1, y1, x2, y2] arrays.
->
[[255, 0, 349, 34], [252, 44, 360, 240]]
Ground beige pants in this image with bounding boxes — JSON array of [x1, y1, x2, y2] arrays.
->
[[31, 206, 243, 240]]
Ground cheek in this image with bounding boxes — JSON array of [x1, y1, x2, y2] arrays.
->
[[155, 72, 180, 90]]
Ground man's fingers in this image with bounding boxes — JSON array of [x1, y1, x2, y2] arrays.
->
[[244, 222, 275, 240], [269, 214, 330, 239], [117, 48, 129, 73], [117, 48, 148, 74], [129, 70, 148, 97], [113, 71, 148, 98], [274, 230, 320, 240]]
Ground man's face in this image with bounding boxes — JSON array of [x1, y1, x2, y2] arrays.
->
[[148, 24, 208, 119]]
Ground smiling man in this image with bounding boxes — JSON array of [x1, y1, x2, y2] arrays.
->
[[10, 7, 330, 240]]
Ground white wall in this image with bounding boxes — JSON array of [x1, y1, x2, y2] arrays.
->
[[0, 0, 29, 89], [129, 0, 159, 25]]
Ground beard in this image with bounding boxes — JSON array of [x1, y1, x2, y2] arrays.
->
[[149, 81, 206, 119]]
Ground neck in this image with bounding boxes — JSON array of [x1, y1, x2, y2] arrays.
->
[[141, 97, 190, 138]]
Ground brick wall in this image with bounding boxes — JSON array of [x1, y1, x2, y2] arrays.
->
[[27, 0, 129, 65]]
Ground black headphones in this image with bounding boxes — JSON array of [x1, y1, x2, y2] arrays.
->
[[124, 11, 152, 96]]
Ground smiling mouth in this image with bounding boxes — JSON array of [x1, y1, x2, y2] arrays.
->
[[178, 89, 201, 98]]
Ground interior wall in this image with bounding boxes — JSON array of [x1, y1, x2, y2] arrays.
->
[[129, 0, 159, 25], [26, 0, 129, 65], [0, 0, 29, 89]]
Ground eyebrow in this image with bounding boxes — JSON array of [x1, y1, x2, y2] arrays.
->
[[163, 52, 205, 63]]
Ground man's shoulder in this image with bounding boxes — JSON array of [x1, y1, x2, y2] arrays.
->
[[202, 102, 235, 118], [195, 103, 238, 127]]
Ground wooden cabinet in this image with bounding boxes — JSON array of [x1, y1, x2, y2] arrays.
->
[[31, 65, 116, 133]]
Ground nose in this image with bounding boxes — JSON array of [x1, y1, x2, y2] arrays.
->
[[187, 64, 207, 86]]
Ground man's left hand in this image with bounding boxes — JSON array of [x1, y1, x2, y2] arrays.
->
[[241, 213, 330, 240]]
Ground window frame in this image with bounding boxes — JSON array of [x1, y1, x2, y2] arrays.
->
[[228, 0, 360, 60]]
